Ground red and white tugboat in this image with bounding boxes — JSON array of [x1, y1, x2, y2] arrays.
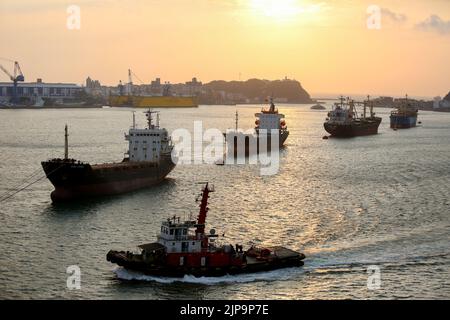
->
[[107, 183, 305, 277]]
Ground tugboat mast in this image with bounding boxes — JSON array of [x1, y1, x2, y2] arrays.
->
[[196, 183, 210, 234], [64, 124, 69, 160], [195, 183, 214, 248]]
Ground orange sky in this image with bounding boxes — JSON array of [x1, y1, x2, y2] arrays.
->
[[0, 0, 449, 97]]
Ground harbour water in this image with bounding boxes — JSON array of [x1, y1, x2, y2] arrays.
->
[[0, 104, 449, 299]]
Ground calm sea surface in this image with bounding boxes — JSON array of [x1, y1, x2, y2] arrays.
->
[[0, 104, 449, 299]]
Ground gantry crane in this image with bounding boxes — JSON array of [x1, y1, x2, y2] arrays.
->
[[0, 59, 25, 104]]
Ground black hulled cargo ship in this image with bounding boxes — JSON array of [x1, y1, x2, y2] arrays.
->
[[324, 96, 382, 137], [42, 110, 175, 202]]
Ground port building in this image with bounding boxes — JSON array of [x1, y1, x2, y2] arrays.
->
[[0, 78, 83, 103]]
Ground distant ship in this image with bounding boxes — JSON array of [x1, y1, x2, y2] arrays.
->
[[311, 103, 326, 110], [109, 74, 198, 108], [107, 183, 305, 277], [109, 95, 198, 108], [324, 96, 382, 137], [41, 110, 175, 202], [224, 97, 289, 156], [390, 95, 418, 129]]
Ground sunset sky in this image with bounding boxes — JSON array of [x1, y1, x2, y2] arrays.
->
[[0, 0, 449, 97]]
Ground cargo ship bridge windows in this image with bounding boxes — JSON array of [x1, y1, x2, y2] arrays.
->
[[123, 111, 173, 163], [255, 112, 285, 131], [126, 129, 164, 162]]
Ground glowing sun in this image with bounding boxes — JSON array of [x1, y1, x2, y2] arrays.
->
[[250, 0, 304, 19]]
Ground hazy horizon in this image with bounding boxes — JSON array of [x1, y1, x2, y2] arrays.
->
[[1, 0, 449, 98]]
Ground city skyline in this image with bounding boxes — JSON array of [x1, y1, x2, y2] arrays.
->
[[1, 0, 449, 98]]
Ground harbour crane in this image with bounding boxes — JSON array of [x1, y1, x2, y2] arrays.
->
[[0, 59, 25, 104], [127, 68, 144, 95]]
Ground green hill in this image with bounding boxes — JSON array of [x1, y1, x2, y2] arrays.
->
[[201, 78, 313, 104]]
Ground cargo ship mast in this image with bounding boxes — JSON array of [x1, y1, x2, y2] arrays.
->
[[269, 96, 275, 113], [362, 95, 374, 119], [145, 109, 160, 129], [64, 124, 69, 160]]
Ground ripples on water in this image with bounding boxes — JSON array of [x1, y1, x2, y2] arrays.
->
[[0, 105, 449, 299]]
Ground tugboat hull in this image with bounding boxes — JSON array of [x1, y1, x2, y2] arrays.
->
[[107, 246, 305, 278], [324, 118, 382, 137]]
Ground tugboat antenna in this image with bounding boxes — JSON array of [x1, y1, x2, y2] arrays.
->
[[235, 110, 238, 131], [64, 124, 69, 160]]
